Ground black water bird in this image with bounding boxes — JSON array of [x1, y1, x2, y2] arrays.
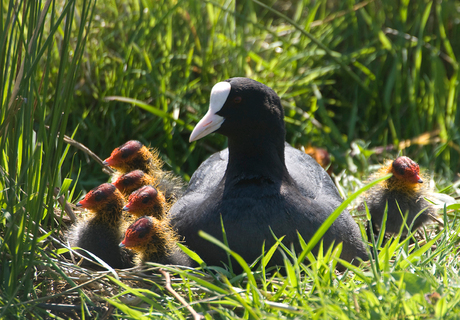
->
[[170, 77, 367, 271]]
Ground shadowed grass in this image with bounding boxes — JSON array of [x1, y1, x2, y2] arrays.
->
[[0, 0, 97, 317]]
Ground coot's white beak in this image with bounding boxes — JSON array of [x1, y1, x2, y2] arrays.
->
[[189, 81, 231, 142]]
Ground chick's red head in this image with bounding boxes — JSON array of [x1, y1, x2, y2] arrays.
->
[[120, 216, 155, 248], [103, 140, 143, 168], [123, 185, 160, 213], [391, 156, 423, 184], [77, 183, 120, 209], [113, 170, 146, 193]]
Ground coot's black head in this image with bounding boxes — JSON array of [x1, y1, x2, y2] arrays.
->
[[190, 78, 285, 142]]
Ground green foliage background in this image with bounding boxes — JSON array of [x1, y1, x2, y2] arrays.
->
[[67, 0, 459, 189]]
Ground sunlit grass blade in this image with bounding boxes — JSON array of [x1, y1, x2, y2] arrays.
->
[[298, 173, 392, 264]]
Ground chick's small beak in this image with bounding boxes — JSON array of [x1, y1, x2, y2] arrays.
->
[[102, 158, 112, 166], [76, 199, 87, 208]]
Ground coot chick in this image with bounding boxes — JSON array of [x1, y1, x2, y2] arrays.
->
[[123, 185, 167, 220], [67, 183, 133, 269], [113, 169, 156, 199], [120, 216, 192, 266], [103, 141, 184, 203], [170, 77, 367, 272], [304, 145, 332, 175], [104, 141, 163, 178], [364, 156, 437, 236]]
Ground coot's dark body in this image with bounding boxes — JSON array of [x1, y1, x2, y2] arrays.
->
[[185, 145, 342, 202], [170, 78, 367, 271]]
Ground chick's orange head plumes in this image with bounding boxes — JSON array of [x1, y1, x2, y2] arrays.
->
[[120, 216, 155, 248], [77, 183, 120, 210], [391, 156, 423, 184], [113, 170, 146, 193], [123, 185, 164, 215], [304, 145, 331, 173], [103, 140, 143, 168]]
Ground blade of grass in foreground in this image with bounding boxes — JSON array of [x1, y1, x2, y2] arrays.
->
[[297, 173, 392, 264], [0, 0, 96, 316]]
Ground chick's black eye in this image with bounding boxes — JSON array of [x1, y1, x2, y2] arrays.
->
[[121, 149, 130, 159], [233, 96, 242, 103], [142, 196, 150, 204], [393, 164, 407, 176], [137, 227, 149, 239], [94, 191, 104, 202]]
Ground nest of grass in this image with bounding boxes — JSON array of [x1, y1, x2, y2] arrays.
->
[[30, 205, 210, 319]]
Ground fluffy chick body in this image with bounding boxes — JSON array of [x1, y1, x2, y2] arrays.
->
[[364, 156, 436, 235], [67, 183, 133, 269]]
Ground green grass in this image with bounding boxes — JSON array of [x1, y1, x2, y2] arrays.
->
[[64, 0, 460, 186], [1, 0, 460, 318]]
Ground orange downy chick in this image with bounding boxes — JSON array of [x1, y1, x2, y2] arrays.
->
[[68, 183, 133, 269], [364, 156, 436, 236], [104, 140, 184, 203], [103, 140, 164, 181], [304, 145, 332, 175], [119, 216, 192, 266], [113, 169, 156, 200], [123, 185, 168, 220]]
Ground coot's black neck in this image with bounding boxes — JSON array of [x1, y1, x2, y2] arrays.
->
[[225, 131, 288, 184]]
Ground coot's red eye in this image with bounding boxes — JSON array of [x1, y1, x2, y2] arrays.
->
[[234, 96, 242, 103]]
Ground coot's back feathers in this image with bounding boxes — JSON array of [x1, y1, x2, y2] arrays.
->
[[170, 77, 367, 272]]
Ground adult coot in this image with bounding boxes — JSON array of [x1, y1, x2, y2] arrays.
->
[[170, 77, 367, 271]]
